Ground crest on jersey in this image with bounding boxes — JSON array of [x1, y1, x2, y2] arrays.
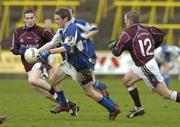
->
[[20, 38, 24, 43]]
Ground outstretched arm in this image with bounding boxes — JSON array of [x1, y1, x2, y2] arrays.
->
[[109, 31, 130, 57]]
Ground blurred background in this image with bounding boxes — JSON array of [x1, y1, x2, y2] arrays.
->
[[1, 0, 180, 74]]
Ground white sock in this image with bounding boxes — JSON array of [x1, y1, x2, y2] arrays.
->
[[170, 91, 177, 101], [128, 86, 136, 91], [53, 93, 58, 100]]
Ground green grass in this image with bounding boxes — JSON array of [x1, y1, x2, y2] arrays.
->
[[0, 76, 180, 127]]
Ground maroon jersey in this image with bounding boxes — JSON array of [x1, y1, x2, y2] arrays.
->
[[114, 23, 166, 66], [10, 24, 54, 72]]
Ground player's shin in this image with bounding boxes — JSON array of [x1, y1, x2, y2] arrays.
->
[[98, 97, 117, 112], [56, 90, 68, 106], [128, 86, 142, 107], [93, 81, 117, 106], [98, 96, 120, 120]]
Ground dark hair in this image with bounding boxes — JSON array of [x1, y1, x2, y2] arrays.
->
[[24, 8, 36, 15], [55, 8, 72, 21], [125, 11, 140, 23], [64, 6, 74, 14]]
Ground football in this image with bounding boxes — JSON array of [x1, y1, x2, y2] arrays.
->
[[24, 47, 39, 64]]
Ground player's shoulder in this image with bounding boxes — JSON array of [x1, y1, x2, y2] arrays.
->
[[35, 24, 46, 32], [15, 26, 25, 32], [124, 24, 138, 35], [75, 18, 86, 22], [67, 22, 79, 31], [74, 18, 88, 26], [13, 26, 25, 36]]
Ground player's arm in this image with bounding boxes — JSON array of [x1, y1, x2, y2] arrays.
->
[[37, 36, 72, 60], [49, 46, 67, 54], [48, 28, 79, 54], [38, 28, 78, 59], [82, 30, 98, 39], [109, 31, 130, 57], [39, 30, 61, 51], [10, 30, 20, 55], [42, 29, 54, 42]]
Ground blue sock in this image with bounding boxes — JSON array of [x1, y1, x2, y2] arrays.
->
[[98, 97, 116, 112], [56, 91, 68, 107], [107, 97, 117, 106], [94, 81, 117, 106], [94, 81, 107, 91], [163, 74, 170, 87]]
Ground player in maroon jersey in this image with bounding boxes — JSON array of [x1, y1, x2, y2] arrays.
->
[[109, 11, 180, 118], [10, 8, 78, 116]]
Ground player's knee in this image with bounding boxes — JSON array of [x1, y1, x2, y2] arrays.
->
[[28, 76, 38, 86], [85, 88, 94, 97], [100, 89, 109, 98], [122, 76, 129, 87], [49, 77, 57, 86]]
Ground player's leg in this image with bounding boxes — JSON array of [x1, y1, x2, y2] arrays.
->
[[91, 63, 117, 105], [93, 79, 117, 106], [27, 63, 53, 92], [32, 86, 57, 103], [142, 58, 180, 103], [78, 69, 120, 120], [49, 68, 79, 116], [0, 116, 6, 124], [153, 82, 180, 102], [122, 69, 145, 118], [27, 63, 57, 101], [92, 71, 109, 97]]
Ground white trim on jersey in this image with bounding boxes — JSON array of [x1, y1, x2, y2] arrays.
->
[[49, 29, 62, 46], [75, 23, 96, 33]]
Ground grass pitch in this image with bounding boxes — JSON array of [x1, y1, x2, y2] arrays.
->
[[0, 76, 180, 127]]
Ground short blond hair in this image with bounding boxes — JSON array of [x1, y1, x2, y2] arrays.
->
[[125, 11, 140, 23]]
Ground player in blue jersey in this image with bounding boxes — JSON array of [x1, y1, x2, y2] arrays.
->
[[37, 8, 120, 120], [66, 6, 117, 105], [154, 45, 180, 87]]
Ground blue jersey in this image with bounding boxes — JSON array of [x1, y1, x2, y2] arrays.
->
[[50, 21, 90, 71], [72, 18, 97, 60]]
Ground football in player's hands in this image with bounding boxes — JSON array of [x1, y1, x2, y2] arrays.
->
[[37, 50, 50, 62], [24, 48, 39, 64]]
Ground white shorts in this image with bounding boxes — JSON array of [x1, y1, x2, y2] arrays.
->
[[59, 61, 77, 81], [132, 58, 164, 88], [59, 61, 93, 85], [27, 62, 48, 78]]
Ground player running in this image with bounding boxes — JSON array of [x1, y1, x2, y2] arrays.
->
[[38, 8, 120, 120], [109, 11, 180, 118], [10, 8, 78, 116]]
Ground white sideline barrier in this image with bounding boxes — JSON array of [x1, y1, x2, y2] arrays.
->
[[94, 52, 180, 75]]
